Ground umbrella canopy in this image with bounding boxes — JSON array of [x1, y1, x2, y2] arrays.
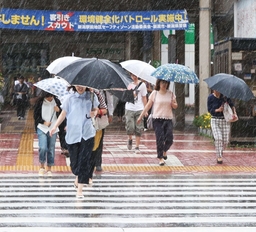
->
[[204, 73, 255, 101], [33, 77, 70, 98], [56, 58, 132, 90], [109, 89, 134, 103], [151, 63, 199, 84], [46, 56, 82, 74], [120, 60, 157, 85]]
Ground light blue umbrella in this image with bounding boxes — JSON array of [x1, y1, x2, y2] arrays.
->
[[151, 63, 199, 84]]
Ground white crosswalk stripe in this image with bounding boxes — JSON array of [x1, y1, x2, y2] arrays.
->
[[1, 175, 256, 231]]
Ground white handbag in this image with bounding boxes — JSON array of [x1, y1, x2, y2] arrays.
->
[[94, 115, 109, 131]]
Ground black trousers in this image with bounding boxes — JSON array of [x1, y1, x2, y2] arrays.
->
[[58, 120, 68, 150], [67, 137, 94, 184], [16, 99, 27, 117], [153, 119, 174, 159]]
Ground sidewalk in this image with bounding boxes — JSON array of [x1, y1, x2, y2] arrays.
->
[[1, 106, 256, 175]]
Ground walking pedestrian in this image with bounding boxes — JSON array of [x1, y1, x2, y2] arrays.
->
[[50, 85, 99, 199], [89, 89, 108, 175], [94, 90, 114, 172], [207, 90, 237, 164], [33, 91, 62, 176], [14, 75, 29, 120], [125, 73, 148, 154], [116, 99, 125, 122], [137, 79, 178, 166]]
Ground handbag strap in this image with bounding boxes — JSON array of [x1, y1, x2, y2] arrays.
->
[[151, 91, 157, 117], [90, 92, 94, 110]]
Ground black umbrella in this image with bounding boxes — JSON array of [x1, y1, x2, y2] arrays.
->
[[204, 73, 255, 101], [109, 89, 134, 103], [56, 58, 132, 90]]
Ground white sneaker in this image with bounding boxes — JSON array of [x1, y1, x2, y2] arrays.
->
[[135, 147, 140, 154], [46, 171, 52, 177], [38, 168, 45, 176]]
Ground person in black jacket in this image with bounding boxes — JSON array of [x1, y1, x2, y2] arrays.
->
[[33, 91, 61, 176], [14, 76, 29, 119]]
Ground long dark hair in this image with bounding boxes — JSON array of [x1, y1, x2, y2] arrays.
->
[[35, 90, 54, 105], [155, 79, 170, 90]]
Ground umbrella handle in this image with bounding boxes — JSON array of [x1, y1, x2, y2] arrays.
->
[[50, 104, 57, 122], [50, 111, 55, 122]]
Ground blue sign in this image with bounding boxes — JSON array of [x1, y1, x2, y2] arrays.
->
[[0, 8, 189, 32]]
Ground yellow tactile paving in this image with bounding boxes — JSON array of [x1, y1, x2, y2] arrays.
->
[[16, 109, 34, 166], [1, 165, 256, 173]]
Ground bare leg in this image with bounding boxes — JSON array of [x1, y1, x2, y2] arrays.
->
[[135, 136, 140, 148], [77, 183, 84, 197], [40, 163, 45, 169], [74, 176, 78, 186]]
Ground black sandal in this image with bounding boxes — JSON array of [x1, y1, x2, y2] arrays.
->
[[217, 158, 223, 164]]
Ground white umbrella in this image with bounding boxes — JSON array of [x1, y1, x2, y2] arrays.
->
[[46, 56, 82, 74], [33, 77, 70, 99], [120, 60, 157, 85]]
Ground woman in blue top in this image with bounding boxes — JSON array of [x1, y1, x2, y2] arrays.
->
[[50, 85, 99, 199], [207, 90, 237, 164]]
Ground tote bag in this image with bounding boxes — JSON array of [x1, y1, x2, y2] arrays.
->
[[223, 102, 238, 122], [94, 115, 109, 131]]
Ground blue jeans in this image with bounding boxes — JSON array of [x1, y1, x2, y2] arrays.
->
[[37, 128, 57, 166]]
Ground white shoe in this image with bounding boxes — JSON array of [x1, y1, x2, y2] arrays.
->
[[76, 194, 84, 199], [135, 147, 140, 154], [46, 171, 52, 177], [38, 168, 45, 176], [159, 159, 165, 166]]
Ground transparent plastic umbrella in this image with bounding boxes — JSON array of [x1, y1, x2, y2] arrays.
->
[[120, 60, 157, 85]]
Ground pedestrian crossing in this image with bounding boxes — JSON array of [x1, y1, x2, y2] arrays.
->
[[1, 175, 256, 231]]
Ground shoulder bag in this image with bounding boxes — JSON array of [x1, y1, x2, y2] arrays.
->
[[90, 92, 109, 131]]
